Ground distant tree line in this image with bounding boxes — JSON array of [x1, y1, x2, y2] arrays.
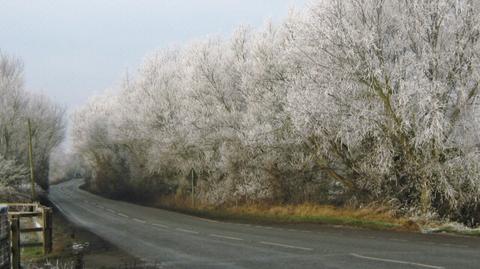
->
[[71, 0, 480, 226], [0, 52, 65, 191]]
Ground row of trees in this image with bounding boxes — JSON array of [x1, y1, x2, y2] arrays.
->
[[0, 52, 65, 191], [71, 0, 480, 225]]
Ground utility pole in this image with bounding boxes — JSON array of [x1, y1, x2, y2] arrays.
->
[[28, 119, 36, 201]]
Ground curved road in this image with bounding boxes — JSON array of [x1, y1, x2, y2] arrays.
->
[[49, 179, 480, 269]]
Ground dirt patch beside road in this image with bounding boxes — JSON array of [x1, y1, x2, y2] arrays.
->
[[27, 196, 145, 269]]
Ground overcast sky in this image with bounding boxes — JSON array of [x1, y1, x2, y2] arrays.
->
[[0, 0, 307, 110]]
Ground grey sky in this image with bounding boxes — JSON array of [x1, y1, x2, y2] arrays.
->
[[0, 0, 307, 110]]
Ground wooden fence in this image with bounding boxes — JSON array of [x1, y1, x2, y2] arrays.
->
[[0, 203, 52, 269]]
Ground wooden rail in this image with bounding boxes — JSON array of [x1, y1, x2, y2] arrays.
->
[[20, 227, 43, 233], [8, 212, 42, 218]]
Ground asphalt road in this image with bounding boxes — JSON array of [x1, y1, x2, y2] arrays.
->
[[49, 179, 480, 269]]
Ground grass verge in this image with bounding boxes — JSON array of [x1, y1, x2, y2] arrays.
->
[[79, 181, 417, 232], [152, 196, 418, 232], [79, 182, 417, 232], [80, 182, 480, 236]]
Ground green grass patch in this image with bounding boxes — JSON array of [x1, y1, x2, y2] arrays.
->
[[21, 246, 43, 259]]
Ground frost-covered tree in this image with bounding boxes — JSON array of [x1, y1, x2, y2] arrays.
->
[[70, 93, 128, 196], [0, 52, 65, 191], [71, 0, 480, 225], [0, 53, 26, 160], [288, 0, 480, 221], [0, 155, 28, 187], [49, 148, 87, 184]]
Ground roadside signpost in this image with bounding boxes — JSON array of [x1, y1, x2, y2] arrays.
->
[[190, 168, 197, 208]]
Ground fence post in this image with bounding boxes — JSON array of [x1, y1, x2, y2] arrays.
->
[[42, 208, 52, 255], [0, 206, 9, 269], [10, 218, 20, 269]]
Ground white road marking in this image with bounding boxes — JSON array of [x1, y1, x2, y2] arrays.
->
[[194, 217, 219, 223], [210, 234, 244, 241], [106, 208, 116, 214], [350, 253, 445, 269], [117, 213, 129, 218], [152, 223, 169, 229], [259, 241, 313, 251], [133, 218, 146, 224], [176, 228, 199, 234]]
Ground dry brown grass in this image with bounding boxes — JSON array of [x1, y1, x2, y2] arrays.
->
[[154, 195, 417, 231], [228, 203, 397, 222]]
